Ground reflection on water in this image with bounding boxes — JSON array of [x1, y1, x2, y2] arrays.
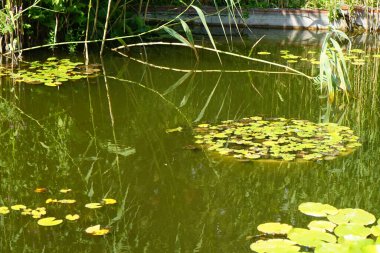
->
[[0, 30, 379, 252]]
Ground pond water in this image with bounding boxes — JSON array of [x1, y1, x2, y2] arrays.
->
[[0, 30, 380, 252]]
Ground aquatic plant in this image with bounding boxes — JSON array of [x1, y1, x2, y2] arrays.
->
[[250, 202, 380, 253], [5, 57, 100, 86], [194, 116, 361, 162], [0, 187, 116, 233]]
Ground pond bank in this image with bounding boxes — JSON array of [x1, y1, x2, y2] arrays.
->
[[146, 5, 380, 32]]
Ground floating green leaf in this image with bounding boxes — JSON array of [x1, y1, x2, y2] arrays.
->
[[7, 58, 100, 86], [257, 222, 293, 235], [250, 239, 300, 253], [327, 208, 376, 225], [308, 220, 336, 232], [287, 228, 336, 247], [299, 202, 338, 217], [194, 117, 360, 162], [166, 127, 183, 133], [250, 202, 380, 253], [85, 224, 110, 236], [314, 243, 350, 253], [65, 214, 80, 221], [0, 206, 10, 214], [37, 217, 63, 226], [334, 224, 371, 238], [85, 203, 102, 209]]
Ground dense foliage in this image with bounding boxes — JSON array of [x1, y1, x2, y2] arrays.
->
[[0, 0, 379, 54], [0, 0, 149, 52], [157, 0, 380, 8]]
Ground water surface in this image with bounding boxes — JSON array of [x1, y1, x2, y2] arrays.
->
[[0, 30, 379, 252]]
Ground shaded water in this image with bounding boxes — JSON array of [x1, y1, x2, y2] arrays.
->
[[0, 30, 380, 252]]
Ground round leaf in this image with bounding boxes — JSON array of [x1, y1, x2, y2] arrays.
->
[[102, 198, 117, 205], [298, 202, 338, 217], [334, 224, 371, 238], [327, 208, 376, 225], [371, 225, 380, 236], [11, 204, 27, 211], [287, 228, 336, 247], [65, 214, 80, 221], [308, 220, 336, 232], [250, 239, 300, 253], [257, 222, 293, 235], [315, 243, 350, 253], [85, 203, 102, 209], [37, 217, 63, 226]]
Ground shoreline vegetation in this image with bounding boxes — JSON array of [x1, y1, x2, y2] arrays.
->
[[0, 0, 362, 106], [0, 1, 379, 59]]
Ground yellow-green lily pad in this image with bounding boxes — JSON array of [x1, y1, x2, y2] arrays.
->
[[250, 239, 300, 253], [308, 220, 336, 232], [287, 228, 336, 247], [327, 208, 376, 225], [298, 202, 338, 217], [257, 222, 293, 235], [334, 224, 371, 238]]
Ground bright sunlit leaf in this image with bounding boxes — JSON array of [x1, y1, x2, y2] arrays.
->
[[85, 203, 102, 209], [85, 225, 110, 236], [11, 205, 27, 211], [34, 187, 47, 193], [58, 199, 76, 204], [60, 188, 72, 193], [165, 127, 183, 133], [92, 228, 110, 236], [0, 206, 10, 214], [257, 51, 271, 55], [21, 209, 32, 215], [102, 198, 117, 205], [46, 198, 58, 204], [37, 217, 63, 226], [65, 214, 80, 221], [85, 224, 101, 234]]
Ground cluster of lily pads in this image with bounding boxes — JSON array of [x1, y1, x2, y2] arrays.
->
[[2, 57, 101, 87], [250, 202, 380, 253], [194, 116, 361, 162], [257, 48, 377, 66], [0, 187, 116, 236]]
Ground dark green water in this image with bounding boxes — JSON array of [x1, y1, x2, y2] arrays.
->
[[0, 31, 379, 252]]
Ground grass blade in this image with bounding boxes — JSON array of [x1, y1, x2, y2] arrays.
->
[[163, 25, 198, 61], [191, 5, 222, 64], [164, 72, 193, 95], [180, 19, 194, 45], [194, 74, 221, 122]]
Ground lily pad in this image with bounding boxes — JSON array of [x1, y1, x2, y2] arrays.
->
[[362, 244, 380, 253], [250, 239, 300, 253], [370, 225, 380, 236], [257, 222, 293, 235], [11, 204, 27, 211], [0, 206, 10, 214], [334, 224, 372, 238], [308, 220, 336, 232], [298, 202, 338, 217], [85, 225, 110, 236], [37, 217, 63, 226], [287, 228, 336, 247], [194, 117, 360, 162], [327, 208, 376, 225], [102, 198, 117, 205], [314, 243, 350, 253], [85, 203, 102, 209], [65, 214, 80, 221]]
